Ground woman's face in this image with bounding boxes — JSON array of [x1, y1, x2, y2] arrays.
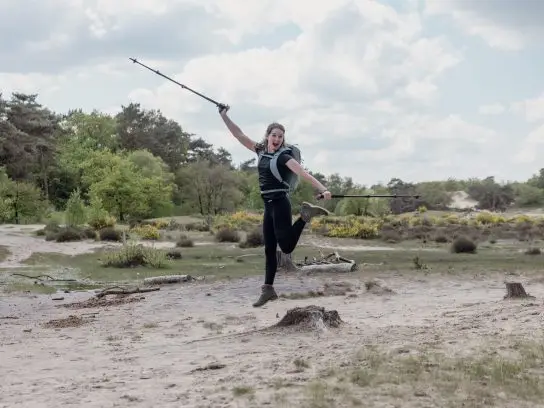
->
[[267, 128, 284, 152]]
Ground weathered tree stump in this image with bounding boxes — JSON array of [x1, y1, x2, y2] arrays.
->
[[503, 282, 534, 299], [143, 275, 194, 286], [276, 250, 297, 271], [300, 262, 357, 274], [274, 305, 343, 329]]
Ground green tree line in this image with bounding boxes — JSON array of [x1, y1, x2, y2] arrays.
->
[[1, 91, 544, 224]]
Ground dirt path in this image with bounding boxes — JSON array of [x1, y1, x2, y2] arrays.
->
[[2, 271, 543, 408], [0, 225, 181, 268]]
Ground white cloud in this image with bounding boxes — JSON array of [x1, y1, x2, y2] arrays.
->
[[478, 103, 505, 115], [2, 0, 541, 185], [423, 0, 543, 51], [514, 123, 544, 163], [511, 94, 544, 123]]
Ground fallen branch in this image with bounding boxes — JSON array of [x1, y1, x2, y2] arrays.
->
[[143, 274, 194, 286], [299, 262, 357, 274], [95, 286, 160, 298], [189, 363, 226, 373], [296, 250, 358, 274], [11, 273, 76, 282]]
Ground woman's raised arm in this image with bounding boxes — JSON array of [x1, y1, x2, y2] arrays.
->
[[219, 105, 258, 153]]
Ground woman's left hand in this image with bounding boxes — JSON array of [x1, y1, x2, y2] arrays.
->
[[317, 190, 332, 200]]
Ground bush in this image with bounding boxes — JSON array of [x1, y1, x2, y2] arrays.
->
[[100, 242, 170, 268], [451, 236, 477, 254], [99, 227, 122, 242], [88, 214, 116, 231], [55, 227, 85, 242], [214, 211, 262, 232], [325, 217, 381, 239], [176, 234, 194, 247], [215, 227, 240, 242], [165, 219, 184, 231], [37, 220, 61, 237], [166, 249, 183, 259], [525, 247, 541, 255], [185, 222, 210, 232], [131, 224, 160, 240], [239, 226, 264, 248], [434, 234, 449, 243], [380, 228, 402, 243], [149, 219, 170, 229], [82, 227, 97, 240], [65, 189, 87, 227], [87, 195, 116, 230]]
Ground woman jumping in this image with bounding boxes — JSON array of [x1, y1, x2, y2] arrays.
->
[[219, 105, 332, 307]]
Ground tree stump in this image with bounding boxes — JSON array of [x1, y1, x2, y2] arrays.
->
[[274, 305, 343, 329], [503, 282, 534, 299], [276, 250, 297, 271]]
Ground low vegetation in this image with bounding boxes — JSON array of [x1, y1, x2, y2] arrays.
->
[[100, 241, 171, 269], [287, 339, 544, 407]]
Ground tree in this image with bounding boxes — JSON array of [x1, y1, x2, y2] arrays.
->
[[387, 178, 423, 214], [466, 177, 515, 211], [415, 181, 452, 210], [0, 93, 60, 200], [82, 150, 175, 221], [0, 167, 47, 224], [115, 103, 191, 170], [511, 182, 544, 207], [176, 160, 244, 216]]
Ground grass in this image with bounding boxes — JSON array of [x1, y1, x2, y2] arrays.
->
[[271, 339, 544, 408], [1, 233, 544, 294], [0, 245, 10, 262]]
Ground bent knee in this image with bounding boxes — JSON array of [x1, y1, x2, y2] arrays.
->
[[277, 239, 295, 254]]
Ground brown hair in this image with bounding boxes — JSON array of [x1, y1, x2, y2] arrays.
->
[[255, 122, 286, 151]]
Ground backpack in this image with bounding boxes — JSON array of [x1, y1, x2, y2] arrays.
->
[[258, 144, 302, 195]]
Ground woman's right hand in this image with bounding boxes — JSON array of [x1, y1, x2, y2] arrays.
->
[[218, 104, 230, 116]]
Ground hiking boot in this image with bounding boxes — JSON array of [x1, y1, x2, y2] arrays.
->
[[252, 284, 278, 307], [300, 201, 330, 222]]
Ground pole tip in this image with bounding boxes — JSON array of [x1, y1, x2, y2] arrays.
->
[[129, 57, 137, 63]]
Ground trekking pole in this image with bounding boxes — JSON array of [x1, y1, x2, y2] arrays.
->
[[316, 193, 421, 200], [129, 57, 227, 109]]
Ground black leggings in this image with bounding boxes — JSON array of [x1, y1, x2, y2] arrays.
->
[[263, 195, 306, 285]]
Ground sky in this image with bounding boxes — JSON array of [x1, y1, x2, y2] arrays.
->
[[2, 0, 544, 187]]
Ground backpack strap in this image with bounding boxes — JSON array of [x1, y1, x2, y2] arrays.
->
[[269, 146, 291, 186]]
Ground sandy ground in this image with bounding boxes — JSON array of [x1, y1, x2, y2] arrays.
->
[[0, 225, 182, 269], [2, 224, 544, 407], [2, 269, 544, 408]]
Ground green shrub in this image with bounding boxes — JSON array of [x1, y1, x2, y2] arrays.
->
[[176, 234, 194, 247], [451, 236, 477, 254], [100, 242, 170, 268], [185, 222, 209, 232], [82, 227, 97, 240], [525, 247, 541, 255], [65, 189, 87, 227], [380, 228, 402, 243], [99, 227, 122, 242], [55, 227, 85, 242], [36, 220, 61, 237], [239, 226, 264, 248], [87, 195, 116, 230], [166, 249, 183, 259], [215, 227, 240, 243]]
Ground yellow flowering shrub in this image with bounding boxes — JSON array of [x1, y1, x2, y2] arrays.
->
[[213, 211, 262, 232], [131, 224, 160, 240]]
